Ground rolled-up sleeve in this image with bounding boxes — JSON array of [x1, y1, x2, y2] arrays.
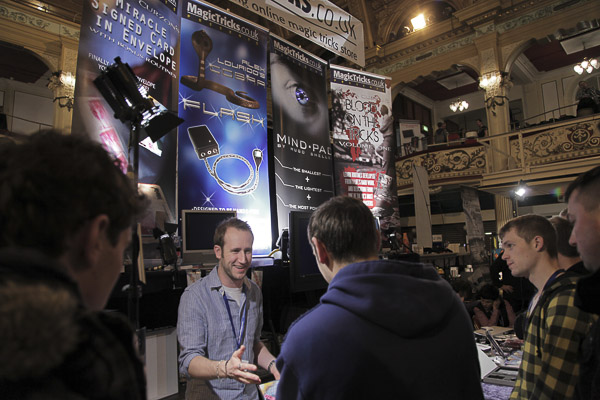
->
[[177, 287, 208, 377]]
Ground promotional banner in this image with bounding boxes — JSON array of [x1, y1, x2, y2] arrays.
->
[[178, 0, 272, 255], [72, 0, 180, 221], [270, 34, 333, 233], [228, 0, 364, 66], [330, 65, 400, 230]]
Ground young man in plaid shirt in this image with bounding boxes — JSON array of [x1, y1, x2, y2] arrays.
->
[[500, 214, 595, 399]]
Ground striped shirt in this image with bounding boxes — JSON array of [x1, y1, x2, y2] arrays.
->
[[177, 266, 263, 399]]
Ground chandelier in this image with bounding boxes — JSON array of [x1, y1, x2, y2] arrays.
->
[[574, 57, 599, 75], [449, 99, 468, 112]]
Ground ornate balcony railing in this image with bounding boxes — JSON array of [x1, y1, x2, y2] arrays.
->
[[509, 119, 600, 167], [396, 114, 600, 191], [396, 142, 486, 189]]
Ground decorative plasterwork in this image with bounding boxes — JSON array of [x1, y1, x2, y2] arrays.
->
[[367, 0, 593, 77], [396, 145, 487, 188], [0, 4, 79, 41], [510, 121, 600, 166]]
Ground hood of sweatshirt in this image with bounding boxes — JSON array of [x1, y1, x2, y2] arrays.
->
[[320, 260, 464, 338]]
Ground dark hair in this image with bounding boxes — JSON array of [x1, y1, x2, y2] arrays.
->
[[499, 214, 558, 258], [549, 216, 579, 258], [213, 217, 253, 248], [437, 122, 443, 128], [0, 130, 148, 258], [451, 279, 472, 300], [565, 165, 600, 211], [308, 196, 379, 263], [478, 284, 499, 301]]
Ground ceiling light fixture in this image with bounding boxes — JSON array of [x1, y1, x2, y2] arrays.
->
[[448, 79, 468, 112], [574, 56, 599, 74], [449, 99, 469, 112], [514, 180, 529, 199], [411, 14, 426, 31]]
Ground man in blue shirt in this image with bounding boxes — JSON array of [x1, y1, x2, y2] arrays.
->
[[178, 218, 279, 399]]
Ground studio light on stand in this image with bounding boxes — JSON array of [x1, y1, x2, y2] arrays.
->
[[93, 57, 183, 330]]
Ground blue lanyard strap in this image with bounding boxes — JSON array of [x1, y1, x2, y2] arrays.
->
[[222, 291, 248, 350], [543, 269, 565, 291]]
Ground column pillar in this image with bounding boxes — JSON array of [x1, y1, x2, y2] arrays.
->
[[494, 194, 514, 233]]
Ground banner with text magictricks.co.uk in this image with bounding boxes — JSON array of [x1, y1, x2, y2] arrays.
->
[[270, 34, 333, 233], [178, 0, 272, 255], [228, 0, 364, 66], [72, 0, 181, 222], [330, 65, 400, 230]]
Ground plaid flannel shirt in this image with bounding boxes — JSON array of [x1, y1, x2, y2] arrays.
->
[[510, 273, 597, 399]]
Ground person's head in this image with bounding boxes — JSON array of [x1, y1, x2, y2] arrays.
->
[[549, 216, 579, 259], [478, 284, 500, 311], [0, 130, 148, 310], [308, 196, 380, 281], [565, 165, 600, 272], [499, 214, 558, 279], [476, 119, 483, 127], [214, 218, 254, 288], [437, 122, 443, 128], [579, 81, 589, 89], [451, 279, 472, 302]]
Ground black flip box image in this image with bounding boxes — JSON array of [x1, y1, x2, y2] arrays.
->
[[188, 125, 220, 160]]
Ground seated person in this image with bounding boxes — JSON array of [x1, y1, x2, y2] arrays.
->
[[473, 284, 515, 328], [451, 279, 479, 324]]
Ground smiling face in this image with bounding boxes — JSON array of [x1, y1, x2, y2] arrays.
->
[[568, 189, 600, 273], [501, 228, 539, 279], [215, 227, 253, 288]]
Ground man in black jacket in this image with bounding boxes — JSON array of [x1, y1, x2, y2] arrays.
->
[[566, 165, 600, 400], [0, 131, 148, 399]]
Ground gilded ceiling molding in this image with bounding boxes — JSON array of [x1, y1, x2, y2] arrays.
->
[[0, 3, 79, 41], [366, 0, 594, 78]]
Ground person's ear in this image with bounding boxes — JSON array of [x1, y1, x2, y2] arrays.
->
[[214, 244, 222, 260], [533, 236, 544, 252], [311, 237, 330, 267], [81, 214, 110, 268]]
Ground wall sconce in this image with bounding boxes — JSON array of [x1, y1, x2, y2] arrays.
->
[[479, 71, 510, 116], [47, 71, 76, 111]]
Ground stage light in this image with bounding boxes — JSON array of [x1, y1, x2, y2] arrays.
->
[[93, 57, 183, 142]]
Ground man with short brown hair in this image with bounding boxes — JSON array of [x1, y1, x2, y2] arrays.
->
[[500, 214, 594, 399]]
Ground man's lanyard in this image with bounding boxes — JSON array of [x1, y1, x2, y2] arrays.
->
[[222, 291, 248, 349], [543, 269, 565, 291], [527, 269, 565, 317]]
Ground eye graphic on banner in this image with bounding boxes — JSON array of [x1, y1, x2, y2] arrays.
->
[[188, 125, 262, 195], [181, 30, 260, 109]]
